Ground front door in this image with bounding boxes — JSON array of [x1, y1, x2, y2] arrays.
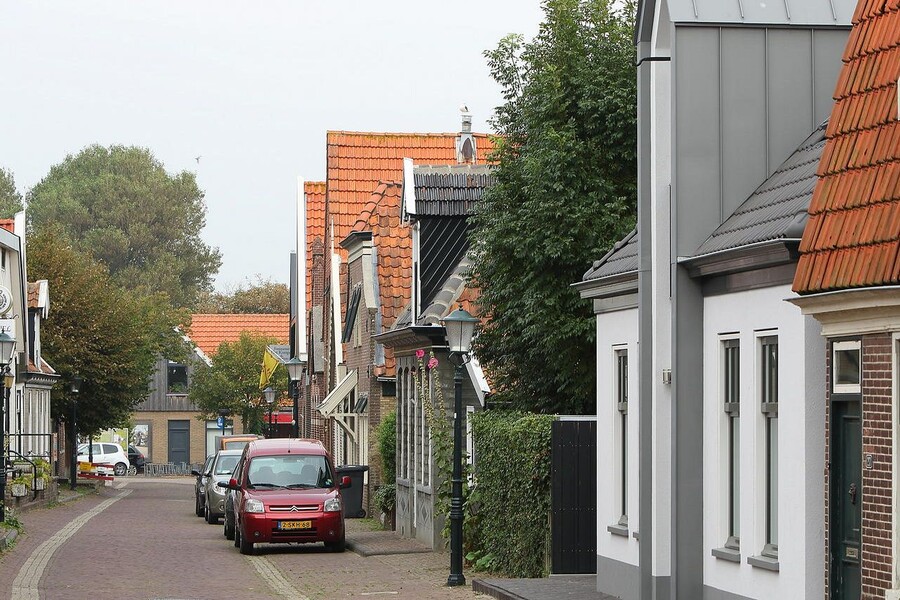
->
[[830, 399, 861, 600], [168, 420, 190, 465]]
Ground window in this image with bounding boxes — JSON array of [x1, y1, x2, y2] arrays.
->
[[616, 349, 628, 524], [760, 337, 778, 557], [342, 286, 361, 344], [723, 339, 740, 548], [167, 362, 188, 394], [833, 340, 861, 394]]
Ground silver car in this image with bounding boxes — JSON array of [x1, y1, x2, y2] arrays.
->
[[203, 449, 242, 524]]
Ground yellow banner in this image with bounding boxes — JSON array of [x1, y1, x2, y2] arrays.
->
[[260, 348, 279, 389]]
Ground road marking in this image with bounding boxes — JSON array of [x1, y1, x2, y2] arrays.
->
[[361, 593, 399, 596], [10, 489, 133, 600], [246, 554, 311, 599]]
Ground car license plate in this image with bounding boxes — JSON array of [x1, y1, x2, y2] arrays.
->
[[279, 520, 312, 530]]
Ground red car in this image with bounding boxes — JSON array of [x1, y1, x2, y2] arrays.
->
[[221, 438, 351, 555]]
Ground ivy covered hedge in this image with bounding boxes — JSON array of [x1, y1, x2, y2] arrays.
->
[[467, 411, 556, 577]]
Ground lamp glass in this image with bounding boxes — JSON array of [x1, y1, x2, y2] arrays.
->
[[285, 357, 304, 382], [70, 376, 83, 394], [263, 386, 276, 405], [441, 309, 478, 354], [0, 331, 16, 365]]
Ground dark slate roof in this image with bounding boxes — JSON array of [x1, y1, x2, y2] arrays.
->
[[693, 122, 827, 258], [413, 164, 496, 216], [583, 230, 638, 282]]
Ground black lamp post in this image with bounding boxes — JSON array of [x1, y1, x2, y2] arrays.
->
[[0, 331, 17, 522], [441, 308, 479, 587], [285, 357, 304, 438], [263, 386, 276, 438], [69, 376, 82, 491]]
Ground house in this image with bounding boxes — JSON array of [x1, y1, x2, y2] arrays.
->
[[132, 313, 288, 464], [19, 280, 60, 461], [374, 161, 494, 548], [789, 1, 900, 597], [575, 1, 853, 598]]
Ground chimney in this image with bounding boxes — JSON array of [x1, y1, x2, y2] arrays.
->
[[456, 105, 476, 164]]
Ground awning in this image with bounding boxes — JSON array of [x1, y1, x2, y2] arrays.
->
[[317, 369, 357, 416]]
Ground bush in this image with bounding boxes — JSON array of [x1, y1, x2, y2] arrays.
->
[[466, 411, 555, 577], [377, 410, 397, 484], [373, 483, 396, 513]]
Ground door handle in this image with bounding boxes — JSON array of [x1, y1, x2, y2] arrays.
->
[[849, 482, 858, 505]]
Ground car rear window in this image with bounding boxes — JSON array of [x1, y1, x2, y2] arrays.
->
[[214, 454, 240, 476], [247, 455, 333, 489]]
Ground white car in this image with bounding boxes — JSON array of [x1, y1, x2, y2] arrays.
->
[[77, 442, 131, 476]]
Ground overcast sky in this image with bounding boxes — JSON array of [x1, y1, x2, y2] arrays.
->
[[0, 1, 544, 291]]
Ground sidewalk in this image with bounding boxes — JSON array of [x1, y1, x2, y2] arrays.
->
[[473, 575, 619, 600]]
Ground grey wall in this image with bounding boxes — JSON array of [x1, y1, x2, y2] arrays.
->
[[135, 356, 200, 411], [673, 25, 847, 256]]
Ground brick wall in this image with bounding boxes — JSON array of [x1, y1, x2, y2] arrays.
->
[[861, 333, 893, 599], [825, 344, 831, 599], [133, 411, 245, 465]]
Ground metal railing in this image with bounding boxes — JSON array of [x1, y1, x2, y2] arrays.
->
[[143, 462, 203, 477]]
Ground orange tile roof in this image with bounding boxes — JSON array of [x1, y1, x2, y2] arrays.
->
[[794, 0, 900, 294], [0, 220, 14, 234], [305, 181, 326, 309], [187, 314, 289, 357], [349, 182, 411, 376], [325, 131, 494, 262]]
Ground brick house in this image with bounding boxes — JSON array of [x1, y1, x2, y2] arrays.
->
[[790, 1, 900, 597], [132, 313, 288, 465]]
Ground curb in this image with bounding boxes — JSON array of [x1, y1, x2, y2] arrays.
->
[[0, 526, 18, 551], [472, 579, 527, 600]]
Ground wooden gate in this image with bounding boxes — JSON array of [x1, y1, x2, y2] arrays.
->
[[551, 418, 596, 574]]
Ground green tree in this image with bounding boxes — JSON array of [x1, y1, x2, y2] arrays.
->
[[28, 226, 188, 435], [0, 168, 24, 219], [26, 144, 222, 308], [195, 276, 290, 314], [469, 0, 637, 414], [189, 332, 288, 433]]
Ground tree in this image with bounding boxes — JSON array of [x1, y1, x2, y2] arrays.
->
[[469, 0, 637, 414], [28, 226, 188, 435], [195, 276, 290, 314], [26, 145, 222, 308], [189, 332, 289, 433], [0, 167, 24, 219]]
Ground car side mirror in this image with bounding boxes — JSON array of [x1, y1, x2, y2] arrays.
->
[[340, 475, 352, 489], [216, 480, 230, 489], [190, 470, 201, 477]]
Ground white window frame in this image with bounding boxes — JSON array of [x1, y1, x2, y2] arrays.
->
[[759, 334, 778, 558], [614, 347, 628, 526], [722, 336, 741, 550], [833, 340, 862, 395]]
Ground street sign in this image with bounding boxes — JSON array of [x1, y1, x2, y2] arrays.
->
[[217, 415, 224, 427]]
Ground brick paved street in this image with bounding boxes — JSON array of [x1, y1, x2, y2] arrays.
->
[[0, 478, 496, 600]]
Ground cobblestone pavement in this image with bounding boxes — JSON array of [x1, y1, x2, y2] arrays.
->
[[0, 478, 495, 600]]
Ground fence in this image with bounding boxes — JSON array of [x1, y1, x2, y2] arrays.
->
[[142, 462, 203, 476]]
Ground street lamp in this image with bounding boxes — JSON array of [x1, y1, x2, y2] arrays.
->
[[440, 308, 479, 587], [0, 331, 16, 523], [69, 376, 82, 491], [285, 357, 304, 438], [263, 386, 276, 438]]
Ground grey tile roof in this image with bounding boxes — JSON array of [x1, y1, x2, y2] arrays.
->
[[583, 230, 638, 282], [420, 256, 471, 325], [413, 164, 496, 216], [692, 122, 826, 258]]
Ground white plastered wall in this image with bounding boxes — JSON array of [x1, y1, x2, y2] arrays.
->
[[596, 306, 639, 567], [703, 283, 824, 599]]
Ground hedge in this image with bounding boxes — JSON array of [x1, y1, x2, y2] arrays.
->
[[467, 411, 556, 577]]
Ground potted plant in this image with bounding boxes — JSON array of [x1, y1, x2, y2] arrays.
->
[[9, 474, 29, 497], [32, 459, 51, 491]]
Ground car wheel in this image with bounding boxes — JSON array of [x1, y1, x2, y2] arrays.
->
[[205, 502, 217, 524], [233, 525, 241, 548], [224, 514, 235, 540], [113, 462, 127, 477], [239, 529, 254, 555], [126, 465, 137, 477], [195, 495, 204, 517], [325, 535, 346, 553]]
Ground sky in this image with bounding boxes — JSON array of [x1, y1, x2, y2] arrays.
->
[[0, 1, 545, 291]]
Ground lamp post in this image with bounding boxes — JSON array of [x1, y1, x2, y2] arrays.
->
[[69, 376, 82, 491], [440, 308, 479, 587], [285, 357, 304, 438], [0, 331, 17, 523], [263, 386, 276, 438]]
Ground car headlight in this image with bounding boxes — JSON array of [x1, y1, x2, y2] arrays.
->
[[245, 499, 265, 513], [324, 496, 342, 513]]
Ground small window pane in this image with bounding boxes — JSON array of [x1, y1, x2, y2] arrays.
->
[[724, 341, 740, 405], [730, 416, 740, 539], [834, 343, 861, 389], [761, 338, 778, 404], [167, 362, 188, 394], [767, 417, 778, 546]]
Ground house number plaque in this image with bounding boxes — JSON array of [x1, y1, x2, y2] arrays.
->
[[846, 547, 859, 560], [865, 454, 874, 470]]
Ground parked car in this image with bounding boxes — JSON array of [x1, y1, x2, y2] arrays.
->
[[220, 438, 350, 555], [127, 445, 146, 473], [76, 442, 130, 476], [191, 455, 215, 517], [203, 449, 242, 524]]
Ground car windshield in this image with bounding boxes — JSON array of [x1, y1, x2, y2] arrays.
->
[[214, 454, 240, 476], [247, 455, 333, 489]]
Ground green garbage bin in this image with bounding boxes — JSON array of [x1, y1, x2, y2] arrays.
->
[[335, 464, 369, 518]]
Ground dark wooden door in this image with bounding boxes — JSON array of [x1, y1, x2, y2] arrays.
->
[[167, 420, 190, 465], [830, 399, 861, 600], [551, 419, 596, 574]]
